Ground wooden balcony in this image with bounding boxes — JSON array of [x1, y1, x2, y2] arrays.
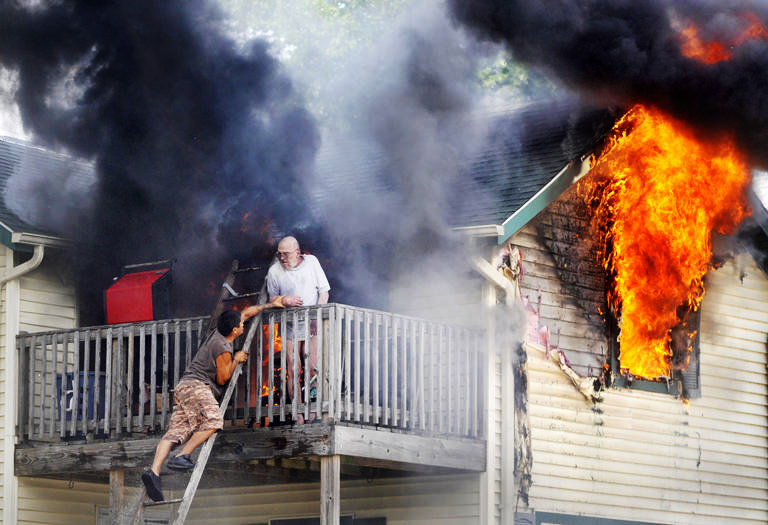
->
[[15, 304, 486, 482]]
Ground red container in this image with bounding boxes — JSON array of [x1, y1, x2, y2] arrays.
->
[[105, 268, 170, 324]]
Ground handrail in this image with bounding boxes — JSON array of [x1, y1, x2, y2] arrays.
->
[[16, 304, 485, 443]]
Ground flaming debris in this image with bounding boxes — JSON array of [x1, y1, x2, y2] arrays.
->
[[676, 12, 768, 65], [583, 105, 751, 379]]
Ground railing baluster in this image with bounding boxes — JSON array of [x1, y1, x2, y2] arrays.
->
[[93, 330, 101, 435], [354, 310, 361, 422], [49, 334, 58, 439], [28, 335, 36, 440], [326, 306, 335, 420], [454, 327, 460, 435], [59, 332, 69, 438], [161, 322, 169, 428], [400, 319, 408, 429], [315, 307, 323, 421], [408, 320, 416, 430], [301, 309, 308, 422], [16, 337, 26, 440], [344, 308, 352, 421], [114, 327, 123, 436], [363, 312, 370, 424], [268, 313, 275, 423], [103, 327, 112, 436], [427, 324, 434, 434], [150, 323, 157, 431], [245, 319, 252, 423], [391, 317, 398, 428], [335, 306, 343, 421], [139, 325, 146, 430], [471, 331, 479, 438], [438, 325, 444, 434], [418, 322, 426, 431], [382, 315, 389, 427], [256, 314, 263, 425], [38, 334, 46, 439], [463, 329, 470, 436], [173, 321, 181, 393], [126, 326, 134, 433], [196, 319, 204, 355], [185, 320, 193, 372], [70, 330, 81, 437], [283, 310, 290, 423], [82, 329, 91, 436], [372, 314, 380, 425]]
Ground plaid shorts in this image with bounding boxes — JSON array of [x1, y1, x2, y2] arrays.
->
[[162, 379, 222, 444]]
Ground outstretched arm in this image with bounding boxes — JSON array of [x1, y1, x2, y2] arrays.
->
[[241, 296, 283, 320]]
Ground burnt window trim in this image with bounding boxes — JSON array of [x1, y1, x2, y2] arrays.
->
[[607, 309, 702, 399]]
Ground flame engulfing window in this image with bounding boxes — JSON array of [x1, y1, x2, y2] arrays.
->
[[580, 105, 751, 399]]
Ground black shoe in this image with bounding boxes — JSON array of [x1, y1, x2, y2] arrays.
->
[[166, 454, 194, 471], [141, 470, 164, 502]]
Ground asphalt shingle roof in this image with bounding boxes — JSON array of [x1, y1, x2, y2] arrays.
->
[[312, 99, 616, 230], [0, 136, 94, 239]]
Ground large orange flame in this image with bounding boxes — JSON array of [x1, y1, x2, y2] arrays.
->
[[261, 323, 281, 397], [678, 12, 768, 64], [584, 105, 751, 379]]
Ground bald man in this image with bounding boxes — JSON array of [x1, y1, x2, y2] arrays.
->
[[266, 236, 330, 423]]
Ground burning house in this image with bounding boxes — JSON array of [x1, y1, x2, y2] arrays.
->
[[2, 99, 768, 525], [1, 1, 768, 525]]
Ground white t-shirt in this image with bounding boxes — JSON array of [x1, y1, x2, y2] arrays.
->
[[266, 254, 330, 306]]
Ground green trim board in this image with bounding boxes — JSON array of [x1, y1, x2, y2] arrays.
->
[[536, 512, 662, 525], [498, 156, 591, 245]]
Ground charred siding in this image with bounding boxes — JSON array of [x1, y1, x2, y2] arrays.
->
[[510, 185, 608, 378]]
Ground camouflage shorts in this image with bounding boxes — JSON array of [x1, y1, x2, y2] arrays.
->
[[162, 379, 222, 444]]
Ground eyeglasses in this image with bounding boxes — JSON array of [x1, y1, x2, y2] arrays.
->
[[276, 250, 298, 258]]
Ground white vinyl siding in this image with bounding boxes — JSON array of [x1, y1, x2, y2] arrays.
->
[[0, 247, 8, 520], [9, 251, 93, 524], [181, 474, 480, 525], [18, 477, 107, 525], [509, 224, 607, 378], [524, 254, 768, 524]]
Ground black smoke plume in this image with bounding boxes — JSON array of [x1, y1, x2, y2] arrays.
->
[[0, 0, 318, 321], [448, 0, 768, 167]]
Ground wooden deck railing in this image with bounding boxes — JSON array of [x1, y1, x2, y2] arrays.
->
[[17, 304, 485, 443]]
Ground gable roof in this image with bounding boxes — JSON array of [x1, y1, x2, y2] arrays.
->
[[0, 137, 94, 249]]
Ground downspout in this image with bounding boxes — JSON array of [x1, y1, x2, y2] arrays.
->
[[0, 244, 45, 284], [2, 243, 45, 525]]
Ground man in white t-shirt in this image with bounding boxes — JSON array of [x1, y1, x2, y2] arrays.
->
[[266, 236, 330, 423]]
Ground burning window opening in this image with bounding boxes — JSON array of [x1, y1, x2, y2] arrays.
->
[[582, 104, 751, 389]]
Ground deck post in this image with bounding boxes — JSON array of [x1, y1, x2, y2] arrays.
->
[[109, 469, 131, 525], [320, 454, 340, 525]]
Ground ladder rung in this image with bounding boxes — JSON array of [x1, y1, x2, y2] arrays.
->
[[144, 497, 184, 507]]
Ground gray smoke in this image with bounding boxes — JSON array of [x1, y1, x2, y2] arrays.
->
[[0, 0, 318, 319], [448, 0, 768, 168]]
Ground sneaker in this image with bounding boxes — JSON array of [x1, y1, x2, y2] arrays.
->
[[166, 454, 194, 472], [309, 386, 317, 401], [141, 470, 164, 502]]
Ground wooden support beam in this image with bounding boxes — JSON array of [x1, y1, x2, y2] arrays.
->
[[16, 425, 332, 477], [109, 470, 125, 525], [109, 470, 142, 525], [17, 423, 486, 478], [332, 426, 485, 471], [320, 455, 340, 525]]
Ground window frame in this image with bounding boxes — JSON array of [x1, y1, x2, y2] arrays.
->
[[607, 307, 702, 398]]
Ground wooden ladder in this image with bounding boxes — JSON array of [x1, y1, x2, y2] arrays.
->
[[129, 260, 265, 525]]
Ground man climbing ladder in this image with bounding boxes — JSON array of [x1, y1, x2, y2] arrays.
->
[[141, 300, 281, 501]]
